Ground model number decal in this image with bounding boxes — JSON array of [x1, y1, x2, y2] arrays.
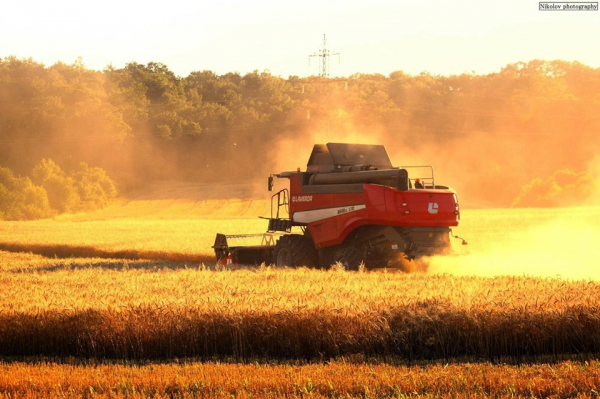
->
[[337, 206, 355, 215], [293, 204, 366, 223], [292, 195, 313, 202]]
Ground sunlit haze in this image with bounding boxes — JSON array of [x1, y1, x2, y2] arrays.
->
[[2, 0, 599, 77]]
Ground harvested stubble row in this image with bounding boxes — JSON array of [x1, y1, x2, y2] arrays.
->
[[1, 259, 600, 361], [1, 360, 600, 398]]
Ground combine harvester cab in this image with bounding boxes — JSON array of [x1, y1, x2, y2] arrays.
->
[[213, 143, 465, 270]]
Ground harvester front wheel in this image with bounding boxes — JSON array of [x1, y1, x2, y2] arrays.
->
[[272, 235, 318, 268], [333, 246, 365, 271]]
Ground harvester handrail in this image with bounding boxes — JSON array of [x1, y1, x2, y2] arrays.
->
[[400, 165, 435, 188]]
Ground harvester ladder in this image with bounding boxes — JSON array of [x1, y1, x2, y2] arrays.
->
[[267, 189, 293, 233], [271, 189, 290, 220]]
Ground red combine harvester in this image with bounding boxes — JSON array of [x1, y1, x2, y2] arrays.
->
[[213, 143, 466, 269]]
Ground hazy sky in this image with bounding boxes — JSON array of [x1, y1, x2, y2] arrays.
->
[[2, 0, 598, 78]]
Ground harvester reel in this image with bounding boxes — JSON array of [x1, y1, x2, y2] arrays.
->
[[333, 246, 365, 271], [272, 235, 318, 268]]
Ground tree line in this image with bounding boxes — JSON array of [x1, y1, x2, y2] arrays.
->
[[0, 159, 116, 220], [0, 56, 598, 218]]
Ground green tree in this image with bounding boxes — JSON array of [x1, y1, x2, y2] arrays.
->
[[71, 162, 117, 211], [32, 159, 80, 213], [0, 166, 50, 220]]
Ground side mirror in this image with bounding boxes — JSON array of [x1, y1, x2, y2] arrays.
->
[[268, 176, 274, 191]]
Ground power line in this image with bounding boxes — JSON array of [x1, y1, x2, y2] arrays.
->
[[0, 121, 306, 144]]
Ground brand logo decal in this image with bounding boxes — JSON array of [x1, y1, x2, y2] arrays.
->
[[292, 195, 313, 202], [428, 202, 439, 214]]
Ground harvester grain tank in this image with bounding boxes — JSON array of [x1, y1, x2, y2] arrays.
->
[[213, 143, 466, 269]]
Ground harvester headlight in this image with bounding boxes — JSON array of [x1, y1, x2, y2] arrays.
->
[[404, 210, 410, 215], [401, 202, 407, 207]]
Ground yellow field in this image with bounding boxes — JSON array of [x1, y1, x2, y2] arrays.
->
[[1, 252, 600, 361], [1, 201, 600, 397], [1, 360, 599, 398], [2, 202, 600, 279], [0, 198, 272, 263]]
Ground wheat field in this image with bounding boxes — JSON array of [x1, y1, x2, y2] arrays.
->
[[2, 200, 599, 268], [1, 254, 600, 360], [1, 202, 600, 396], [1, 359, 599, 398]]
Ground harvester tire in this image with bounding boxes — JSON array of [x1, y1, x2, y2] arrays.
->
[[272, 235, 318, 268], [333, 246, 364, 271]]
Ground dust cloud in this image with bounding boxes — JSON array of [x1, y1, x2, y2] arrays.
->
[[426, 214, 600, 281], [107, 75, 600, 210], [392, 133, 599, 209], [271, 121, 600, 209]]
